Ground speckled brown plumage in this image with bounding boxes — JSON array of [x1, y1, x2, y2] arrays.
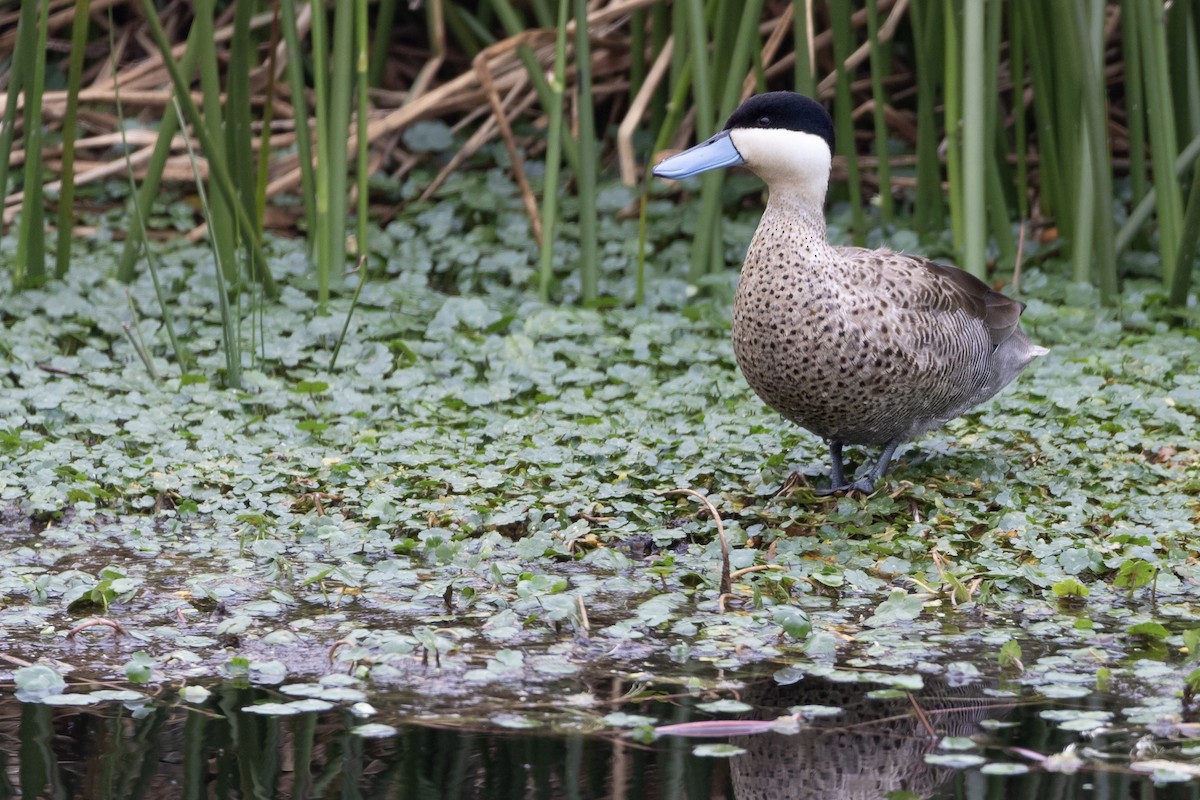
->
[[654, 92, 1046, 493], [732, 195, 1041, 448]]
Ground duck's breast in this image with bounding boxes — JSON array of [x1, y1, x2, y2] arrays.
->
[[732, 246, 1038, 444]]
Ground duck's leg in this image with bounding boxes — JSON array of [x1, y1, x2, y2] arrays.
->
[[818, 439, 901, 495], [816, 439, 849, 496], [846, 439, 901, 494]]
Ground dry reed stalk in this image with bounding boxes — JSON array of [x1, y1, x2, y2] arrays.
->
[[473, 48, 542, 243], [742, 3, 795, 101], [617, 36, 673, 185]]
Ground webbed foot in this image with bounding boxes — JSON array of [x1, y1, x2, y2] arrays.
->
[[815, 476, 879, 496], [816, 438, 902, 496]]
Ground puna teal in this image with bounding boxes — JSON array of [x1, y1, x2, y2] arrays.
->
[[653, 92, 1047, 494]]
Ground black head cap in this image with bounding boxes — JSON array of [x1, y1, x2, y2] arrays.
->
[[722, 92, 835, 154]]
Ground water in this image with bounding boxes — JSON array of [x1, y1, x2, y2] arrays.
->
[[3, 673, 1197, 799]]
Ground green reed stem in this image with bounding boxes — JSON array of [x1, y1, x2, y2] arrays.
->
[[683, 0, 722, 279], [1121, 0, 1148, 210], [537, 0, 568, 303], [370, 0, 399, 86], [865, 0, 892, 224], [280, 0, 317, 256], [15, 0, 50, 289], [488, 0, 579, 173], [196, 0, 238, 287], [228, 0, 257, 225], [326, 0, 356, 296], [109, 8, 189, 373], [310, 0, 332, 308], [54, 0, 91, 278], [960, 0, 985, 277], [1075, 0, 1117, 300], [1116, 130, 1200, 257], [909, 0, 944, 238], [117, 26, 202, 283], [330, 257, 368, 371], [941, 0, 964, 257], [1008, 1, 1029, 221], [718, 0, 765, 119], [0, 0, 39, 221], [174, 100, 241, 389], [983, 0, 1014, 268], [793, 0, 815, 97], [1131, 0, 1183, 287], [1170, 161, 1200, 306], [830, 0, 864, 246], [356, 0, 369, 259], [574, 0, 599, 303], [136, 0, 277, 295]]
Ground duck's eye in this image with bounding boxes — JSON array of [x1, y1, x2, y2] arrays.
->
[[757, 116, 771, 127]]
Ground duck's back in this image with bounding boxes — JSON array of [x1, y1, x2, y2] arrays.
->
[[732, 243, 1045, 446]]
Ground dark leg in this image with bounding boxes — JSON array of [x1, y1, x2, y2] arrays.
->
[[847, 439, 902, 494], [816, 439, 849, 496]]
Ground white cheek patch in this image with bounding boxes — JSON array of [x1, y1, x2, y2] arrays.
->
[[728, 128, 832, 192]]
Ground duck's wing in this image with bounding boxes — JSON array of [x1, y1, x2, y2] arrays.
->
[[889, 253, 1026, 350]]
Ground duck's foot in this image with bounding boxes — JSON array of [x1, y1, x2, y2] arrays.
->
[[815, 476, 878, 496], [815, 438, 902, 497]]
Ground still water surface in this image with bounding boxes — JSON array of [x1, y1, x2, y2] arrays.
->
[[3, 673, 1197, 799]]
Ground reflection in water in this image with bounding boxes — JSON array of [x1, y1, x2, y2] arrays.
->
[[731, 678, 1002, 799], [730, 676, 1194, 800], [1, 678, 1197, 799], [0, 686, 729, 799]]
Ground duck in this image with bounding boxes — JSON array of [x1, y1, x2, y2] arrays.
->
[[653, 92, 1047, 494]]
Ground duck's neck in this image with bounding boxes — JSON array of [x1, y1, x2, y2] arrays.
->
[[759, 184, 831, 252]]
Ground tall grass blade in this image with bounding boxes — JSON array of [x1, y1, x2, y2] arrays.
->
[[370, 0, 399, 87], [488, 0, 579, 172], [356, 0, 370, 259], [537, 0, 569, 303], [135, 0, 277, 295], [684, 0, 721, 279], [865, 0, 892, 225], [1073, 0, 1117, 300], [1016, 2, 1063, 230], [574, 0, 599, 303], [1117, 131, 1200, 257], [940, 0, 964, 257], [227, 0, 258, 227], [1170, 159, 1200, 306], [717, 0, 765, 118], [1131, 0, 1184, 287], [310, 0, 333, 308], [280, 0, 317, 255], [109, 11, 190, 374], [255, 11, 282, 236], [1009, 2, 1029, 221], [117, 27, 203, 283], [54, 0, 92, 279], [0, 0, 40, 219], [174, 100, 242, 389], [909, 0, 945, 238], [983, 0, 1014, 268], [330, 257, 368, 371], [630, 8, 647, 99], [829, 0, 865, 246], [959, 0, 985, 278], [14, 0, 50, 289], [1121, 0, 1148, 210], [325, 0, 357, 299], [195, 0, 237, 286], [792, 0, 815, 97]]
